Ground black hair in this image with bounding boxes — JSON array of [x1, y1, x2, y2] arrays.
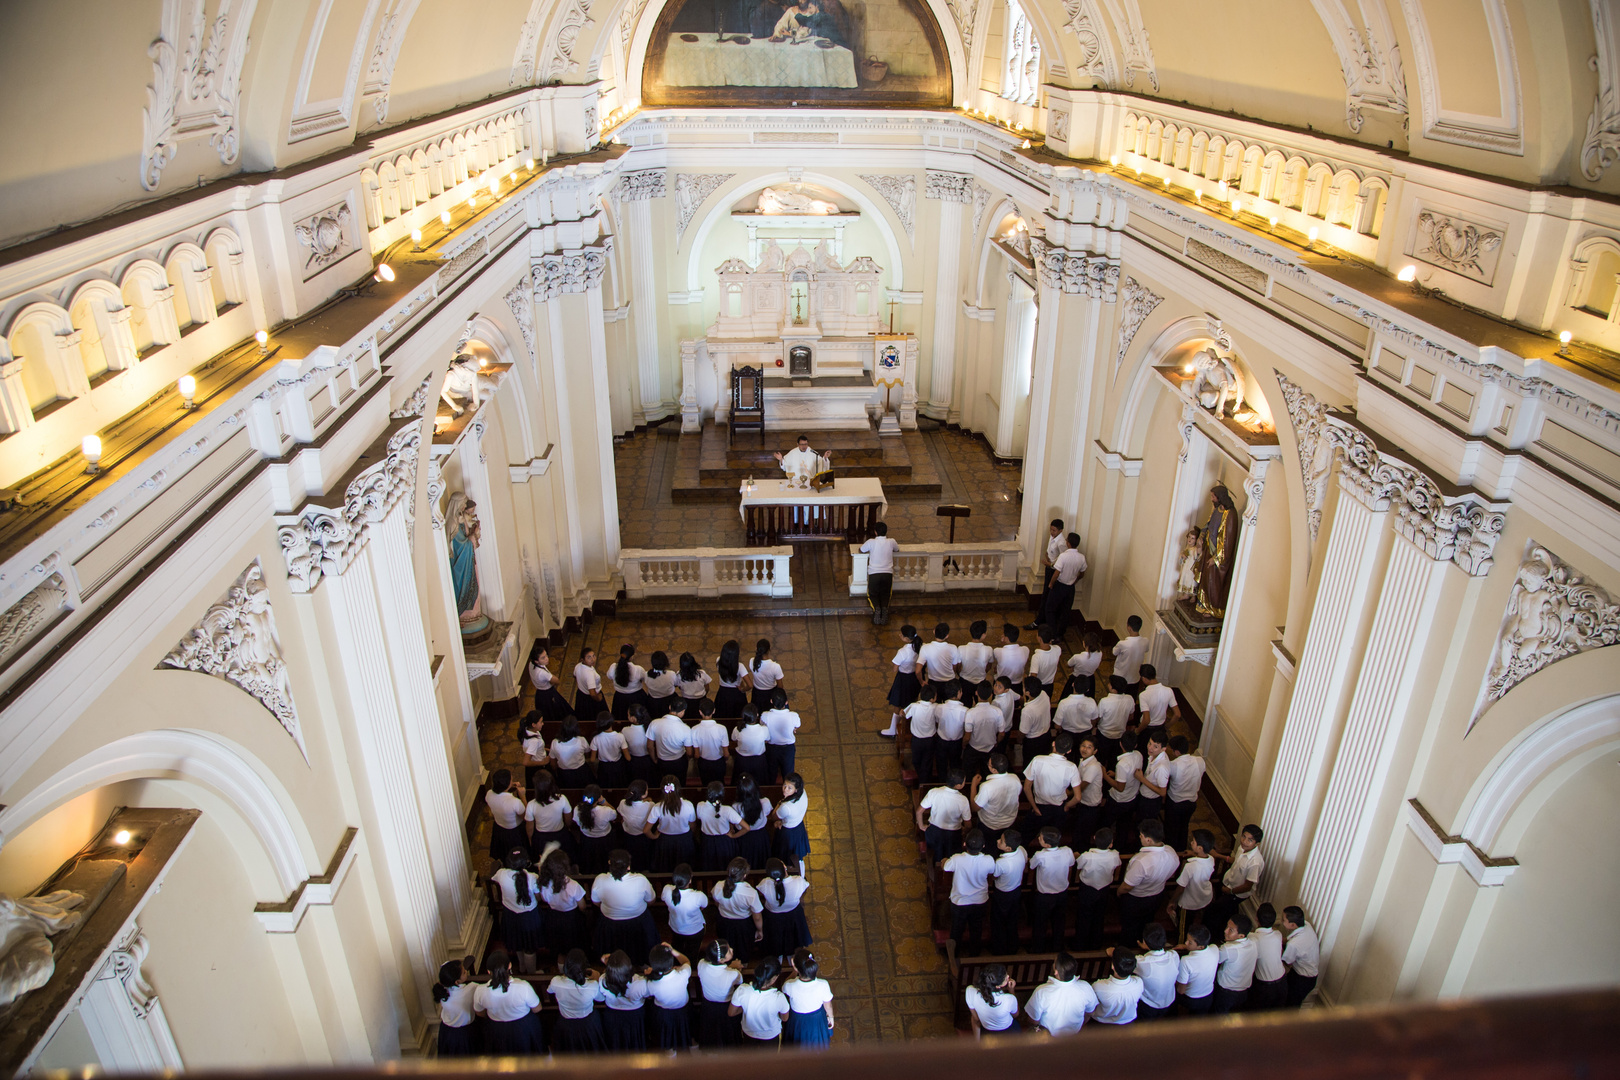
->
[[1189, 924, 1212, 947], [703, 938, 731, 965], [1002, 623, 1020, 642], [1092, 827, 1114, 848], [1037, 625, 1056, 645], [1146, 729, 1167, 750], [519, 711, 541, 740], [1081, 629, 1102, 652], [735, 772, 764, 826], [741, 705, 763, 728], [1143, 923, 1167, 949], [1231, 912, 1254, 935], [1140, 663, 1158, 681], [899, 624, 921, 660], [793, 947, 819, 979], [434, 959, 464, 1003], [628, 704, 651, 727], [988, 752, 1008, 773], [604, 950, 634, 997], [594, 711, 617, 737], [1001, 829, 1022, 852], [783, 772, 806, 803], [934, 622, 950, 639], [964, 829, 987, 854], [608, 848, 632, 879], [1051, 952, 1078, 981], [527, 639, 546, 668], [945, 768, 966, 789], [765, 857, 787, 906], [504, 847, 535, 906], [1067, 531, 1081, 548], [970, 620, 987, 638], [706, 780, 725, 806], [648, 944, 677, 979], [1054, 733, 1074, 756], [1050, 517, 1064, 530], [1138, 818, 1165, 844], [615, 643, 636, 686], [1025, 675, 1044, 697], [978, 681, 995, 700], [679, 652, 701, 682], [719, 640, 741, 682], [770, 687, 787, 709], [971, 963, 1007, 1001], [1120, 729, 1138, 753], [873, 521, 888, 536], [540, 850, 572, 893], [1127, 615, 1142, 631], [751, 638, 771, 672], [723, 856, 750, 898], [671, 862, 694, 890], [659, 775, 685, 816], [649, 650, 669, 677], [490, 768, 513, 793], [1038, 826, 1062, 849], [797, 434, 809, 443], [560, 714, 580, 742], [1170, 735, 1191, 754], [750, 957, 781, 989], [1112, 953, 1137, 978], [1257, 903, 1277, 929], [1243, 823, 1265, 844], [697, 698, 716, 718], [1191, 829, 1215, 854], [1079, 736, 1097, 754], [580, 783, 603, 809], [1110, 674, 1129, 693], [487, 949, 514, 992], [1283, 905, 1306, 927], [561, 948, 588, 984], [531, 769, 559, 805], [917, 682, 937, 703], [625, 779, 649, 804]]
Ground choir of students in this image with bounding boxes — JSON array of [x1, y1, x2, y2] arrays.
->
[[882, 616, 1321, 1032], [450, 639, 829, 1056]]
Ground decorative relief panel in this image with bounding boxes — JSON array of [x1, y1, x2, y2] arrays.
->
[[293, 202, 356, 281], [1582, 0, 1620, 179], [541, 0, 593, 83], [924, 171, 974, 203], [1186, 238, 1268, 293], [533, 240, 613, 301], [160, 559, 306, 759], [504, 273, 536, 360], [141, 0, 257, 190], [0, 573, 69, 669], [389, 375, 433, 420], [1048, 108, 1071, 143], [1408, 209, 1504, 285], [858, 174, 917, 242], [1475, 540, 1620, 724], [1115, 276, 1162, 373], [1275, 371, 1336, 543], [1061, 0, 1117, 84], [615, 169, 667, 201], [1029, 238, 1120, 301], [674, 174, 734, 246], [277, 424, 420, 592]]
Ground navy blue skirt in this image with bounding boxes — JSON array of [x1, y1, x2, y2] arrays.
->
[[596, 758, 631, 789], [602, 1006, 646, 1051], [715, 686, 748, 717], [553, 1012, 606, 1054], [737, 826, 771, 869], [718, 913, 758, 959], [788, 1006, 830, 1048], [490, 822, 528, 860], [544, 906, 588, 957], [499, 904, 544, 955], [536, 685, 573, 724], [577, 831, 616, 874], [774, 822, 811, 861], [655, 832, 697, 872], [650, 1004, 691, 1050], [762, 906, 812, 957], [593, 910, 658, 966], [699, 832, 739, 871], [698, 998, 739, 1048], [483, 1013, 545, 1055], [437, 1021, 479, 1058], [888, 670, 922, 709]]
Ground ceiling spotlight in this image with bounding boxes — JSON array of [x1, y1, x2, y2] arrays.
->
[[82, 435, 103, 474], [1397, 265, 1417, 283], [374, 263, 396, 283], [178, 375, 197, 409], [113, 829, 132, 845]]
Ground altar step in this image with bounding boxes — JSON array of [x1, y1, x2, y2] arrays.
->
[[672, 423, 942, 502]]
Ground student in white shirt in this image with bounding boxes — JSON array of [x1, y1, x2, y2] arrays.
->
[[1208, 823, 1265, 933], [747, 638, 785, 712], [962, 687, 1002, 781], [696, 940, 744, 1049], [573, 646, 604, 724], [713, 857, 764, 958], [1019, 676, 1054, 761], [1281, 905, 1321, 1008], [645, 944, 694, 1050], [1073, 825, 1122, 951], [1176, 923, 1220, 1015], [1073, 738, 1108, 850], [1063, 630, 1105, 701], [485, 768, 528, 859], [1027, 827, 1075, 952], [1095, 675, 1136, 768], [963, 964, 1020, 1037], [696, 781, 745, 871], [1164, 735, 1207, 852], [433, 959, 480, 1057], [1029, 625, 1062, 697], [1166, 829, 1216, 940], [860, 521, 901, 626], [599, 949, 651, 1052], [528, 643, 572, 724], [1039, 518, 1066, 596], [642, 650, 679, 717], [624, 704, 657, 787], [662, 863, 710, 962], [730, 957, 791, 1046], [714, 639, 751, 719], [959, 620, 996, 693], [492, 849, 544, 961], [916, 769, 971, 862], [1134, 923, 1180, 1020], [1136, 663, 1180, 731], [1115, 817, 1180, 948], [905, 683, 940, 784], [943, 829, 996, 956], [880, 625, 924, 737], [473, 951, 544, 1054], [761, 688, 802, 782], [1135, 729, 1171, 825], [1037, 532, 1087, 631], [1112, 615, 1148, 693], [1024, 950, 1099, 1036], [647, 700, 694, 784], [733, 771, 774, 869], [732, 708, 770, 789], [539, 851, 590, 958], [523, 771, 572, 861], [609, 643, 648, 724], [1106, 730, 1144, 852], [918, 622, 962, 688], [988, 829, 1027, 955], [760, 857, 813, 957], [782, 947, 835, 1049], [1090, 952, 1144, 1025], [993, 623, 1031, 699], [548, 949, 606, 1052], [971, 754, 1023, 845], [676, 651, 713, 706], [550, 714, 594, 789], [1249, 903, 1289, 1011], [646, 779, 697, 872], [573, 784, 618, 874], [1023, 734, 1082, 835], [1213, 912, 1259, 1014], [774, 772, 812, 863], [688, 700, 732, 787], [519, 712, 549, 794], [933, 682, 971, 776], [1053, 683, 1099, 742], [590, 715, 630, 790]]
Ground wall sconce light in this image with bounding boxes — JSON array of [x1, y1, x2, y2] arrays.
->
[[374, 263, 396, 283], [178, 375, 197, 409], [255, 329, 269, 353], [1397, 265, 1417, 283], [440, 210, 452, 226], [82, 435, 103, 474]]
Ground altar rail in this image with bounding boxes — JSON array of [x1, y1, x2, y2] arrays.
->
[[620, 547, 793, 599], [849, 541, 1021, 594]]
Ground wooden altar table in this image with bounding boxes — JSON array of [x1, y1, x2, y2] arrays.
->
[[740, 477, 886, 545]]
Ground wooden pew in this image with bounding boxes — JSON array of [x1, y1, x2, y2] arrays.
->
[[943, 941, 1112, 1032]]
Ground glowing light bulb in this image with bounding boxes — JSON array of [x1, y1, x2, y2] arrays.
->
[[1182, 362, 1196, 375], [1022, 139, 1031, 149], [82, 435, 102, 474], [440, 210, 452, 226], [526, 157, 535, 169], [1559, 330, 1573, 344], [254, 329, 269, 349], [1397, 265, 1417, 283], [1307, 226, 1320, 243], [374, 263, 396, 283], [1269, 216, 1279, 228], [1194, 191, 1202, 202], [178, 374, 196, 408], [113, 829, 132, 845], [411, 228, 423, 244], [1109, 155, 1120, 167], [1230, 198, 1242, 215]]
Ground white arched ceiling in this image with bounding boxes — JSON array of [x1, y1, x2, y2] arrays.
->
[[289, 0, 386, 143], [683, 172, 909, 292], [1398, 0, 1524, 154]]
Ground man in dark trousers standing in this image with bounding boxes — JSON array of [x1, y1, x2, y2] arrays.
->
[[861, 522, 899, 625]]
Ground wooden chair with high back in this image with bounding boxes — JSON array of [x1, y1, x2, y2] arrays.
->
[[729, 364, 764, 447]]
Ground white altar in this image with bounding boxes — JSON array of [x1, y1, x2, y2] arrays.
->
[[664, 35, 858, 88], [739, 477, 886, 544]]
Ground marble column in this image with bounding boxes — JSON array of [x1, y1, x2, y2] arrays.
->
[[993, 273, 1035, 458], [924, 171, 971, 421], [618, 170, 668, 423]]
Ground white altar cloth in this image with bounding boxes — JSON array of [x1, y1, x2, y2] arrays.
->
[[738, 477, 887, 520], [664, 35, 858, 88]]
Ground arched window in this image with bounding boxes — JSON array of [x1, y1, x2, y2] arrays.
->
[[1000, 0, 1041, 107]]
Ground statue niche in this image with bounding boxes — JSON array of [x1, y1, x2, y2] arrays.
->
[[445, 492, 493, 643], [1164, 482, 1241, 648]]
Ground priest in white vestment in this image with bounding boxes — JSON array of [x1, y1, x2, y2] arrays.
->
[[773, 435, 831, 481]]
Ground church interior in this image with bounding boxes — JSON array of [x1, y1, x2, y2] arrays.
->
[[0, 0, 1617, 1071]]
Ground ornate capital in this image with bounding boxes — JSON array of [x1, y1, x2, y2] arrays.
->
[[533, 238, 613, 301], [276, 423, 421, 592], [924, 170, 974, 203], [615, 168, 667, 201], [1029, 237, 1119, 300]]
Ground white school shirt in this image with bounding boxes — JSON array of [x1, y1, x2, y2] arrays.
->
[[541, 877, 585, 912], [475, 979, 540, 1022], [1122, 844, 1180, 897], [439, 983, 478, 1028], [591, 730, 628, 763], [697, 801, 743, 836], [1137, 950, 1180, 1010], [616, 799, 653, 837], [1090, 975, 1143, 1024], [716, 661, 745, 688], [647, 966, 691, 1009], [1068, 650, 1103, 678], [1076, 756, 1105, 807], [974, 773, 1022, 829], [936, 700, 970, 741], [1217, 937, 1259, 991], [1112, 636, 1148, 684], [1097, 694, 1135, 738], [1283, 924, 1321, 977], [1031, 647, 1061, 686], [648, 800, 696, 835], [712, 880, 763, 919], [592, 873, 654, 918], [993, 643, 1030, 682], [697, 961, 741, 1002], [1175, 856, 1215, 910], [492, 868, 541, 913], [600, 976, 650, 1010], [959, 642, 995, 684], [647, 715, 693, 761], [575, 803, 617, 838], [1139, 683, 1176, 726], [918, 640, 961, 682], [1223, 847, 1265, 892], [1054, 694, 1099, 733], [963, 705, 1000, 751], [1052, 547, 1087, 585], [1029, 846, 1076, 894], [736, 797, 772, 833], [1252, 926, 1287, 982], [860, 535, 900, 573], [1019, 692, 1052, 737], [531, 663, 557, 691], [783, 978, 834, 1015], [775, 794, 808, 828], [526, 796, 572, 832], [1025, 754, 1080, 806], [964, 987, 1018, 1032], [732, 984, 789, 1038], [1046, 532, 1066, 565], [487, 790, 525, 830], [677, 670, 713, 699], [610, 662, 646, 694], [1025, 977, 1098, 1036], [521, 734, 548, 765], [891, 646, 920, 675], [749, 658, 785, 690], [662, 885, 709, 935], [762, 707, 801, 745], [1110, 751, 1143, 802], [760, 874, 810, 913], [1167, 754, 1207, 802], [623, 724, 651, 758], [905, 700, 937, 738], [943, 852, 996, 905], [551, 736, 588, 770], [574, 663, 602, 696], [548, 976, 601, 1019], [992, 692, 1018, 732], [992, 848, 1027, 893], [690, 719, 731, 760], [1076, 847, 1122, 889], [643, 669, 679, 699], [1141, 751, 1171, 797], [920, 786, 970, 830], [1178, 945, 1220, 998], [734, 723, 769, 756]]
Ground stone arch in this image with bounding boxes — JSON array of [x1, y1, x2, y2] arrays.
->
[[119, 257, 179, 353], [67, 279, 134, 380], [6, 300, 87, 408], [164, 241, 216, 328]]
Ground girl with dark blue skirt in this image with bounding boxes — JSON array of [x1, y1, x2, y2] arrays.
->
[[549, 715, 595, 789], [782, 948, 834, 1049], [590, 713, 631, 790], [696, 939, 744, 1049], [644, 944, 694, 1051], [642, 650, 679, 718], [573, 785, 618, 874], [434, 959, 480, 1057], [696, 781, 744, 871], [492, 848, 544, 964], [731, 708, 770, 788], [759, 858, 812, 958], [647, 776, 697, 872], [539, 851, 589, 958], [881, 625, 924, 736], [773, 773, 812, 863], [615, 780, 655, 871], [712, 857, 764, 962], [733, 772, 773, 869], [473, 951, 545, 1055], [714, 640, 750, 719], [547, 949, 606, 1054], [597, 950, 649, 1051], [609, 644, 648, 725], [529, 643, 573, 724]]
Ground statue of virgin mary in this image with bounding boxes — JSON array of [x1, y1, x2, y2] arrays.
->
[[1192, 484, 1240, 618], [445, 493, 491, 638]]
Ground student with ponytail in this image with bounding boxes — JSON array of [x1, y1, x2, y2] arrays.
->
[[539, 851, 589, 957], [661, 863, 709, 962], [646, 775, 697, 871], [573, 647, 605, 724], [963, 963, 1019, 1038], [747, 638, 784, 711], [523, 770, 575, 863], [712, 857, 764, 960], [773, 773, 811, 863], [642, 650, 678, 717], [550, 714, 594, 789], [759, 858, 811, 957], [473, 949, 544, 1054], [644, 944, 694, 1051], [676, 652, 712, 707], [732, 772, 773, 869], [696, 780, 744, 871], [696, 939, 744, 1048], [731, 707, 770, 788], [519, 713, 549, 793], [714, 639, 750, 718], [879, 624, 924, 737], [589, 713, 630, 790], [616, 780, 655, 869], [609, 644, 647, 724], [729, 957, 790, 1048], [573, 785, 618, 874], [689, 700, 732, 786], [590, 848, 658, 965], [596, 949, 648, 1051], [433, 958, 480, 1057], [492, 848, 544, 969], [782, 947, 834, 1049], [529, 642, 572, 724], [547, 949, 606, 1053], [486, 769, 527, 859], [623, 704, 657, 787]]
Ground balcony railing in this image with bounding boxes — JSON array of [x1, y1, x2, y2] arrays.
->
[[849, 541, 1021, 595], [619, 546, 793, 599]]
